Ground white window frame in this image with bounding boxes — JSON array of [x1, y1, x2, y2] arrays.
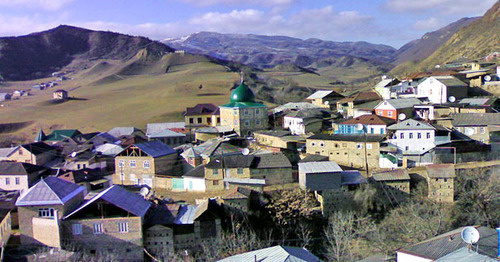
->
[[72, 223, 82, 235], [38, 208, 55, 218], [93, 223, 103, 234], [367, 144, 373, 150], [388, 111, 393, 117], [143, 160, 150, 168], [480, 127, 486, 134], [118, 160, 125, 167], [130, 160, 136, 168], [118, 222, 129, 233]]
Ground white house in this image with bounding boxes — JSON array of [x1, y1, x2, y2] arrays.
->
[[182, 165, 206, 192], [416, 76, 468, 104], [388, 119, 447, 154], [283, 109, 327, 135]]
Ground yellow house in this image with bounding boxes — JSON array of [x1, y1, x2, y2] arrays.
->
[[424, 164, 455, 203], [184, 103, 220, 129]]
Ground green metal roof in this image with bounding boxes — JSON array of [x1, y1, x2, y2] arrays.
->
[[230, 83, 256, 103], [45, 129, 81, 141], [220, 102, 267, 108]]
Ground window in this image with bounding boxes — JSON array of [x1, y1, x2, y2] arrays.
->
[[480, 127, 486, 134], [356, 144, 363, 149], [18, 149, 23, 155], [93, 223, 103, 234], [129, 174, 136, 182], [197, 118, 202, 124], [217, 117, 221, 124], [5, 178, 9, 185], [427, 132, 431, 139], [118, 222, 129, 233], [15, 177, 20, 185], [311, 142, 316, 147], [244, 109, 249, 115], [256, 119, 261, 126], [255, 109, 260, 115], [405, 146, 409, 151], [409, 133, 413, 139], [342, 143, 347, 148], [244, 120, 250, 126], [388, 111, 393, 117], [119, 160, 125, 167], [143, 161, 150, 168], [237, 168, 243, 174], [417, 132, 421, 139], [130, 160, 136, 168], [189, 118, 194, 124], [38, 208, 55, 218], [370, 128, 374, 134], [213, 180, 219, 186], [400, 133, 404, 139], [319, 141, 325, 147], [234, 109, 238, 115], [367, 144, 373, 150], [213, 169, 219, 175], [72, 224, 82, 235]]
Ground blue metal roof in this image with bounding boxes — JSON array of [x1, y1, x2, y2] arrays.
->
[[16, 177, 84, 206], [135, 141, 177, 158]]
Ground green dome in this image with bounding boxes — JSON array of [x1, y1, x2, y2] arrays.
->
[[230, 83, 256, 103]]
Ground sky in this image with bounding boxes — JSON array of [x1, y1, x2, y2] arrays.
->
[[0, 0, 496, 48]]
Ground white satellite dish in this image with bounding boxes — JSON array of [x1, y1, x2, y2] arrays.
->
[[354, 123, 364, 131], [484, 75, 492, 81], [464, 127, 475, 136], [241, 148, 250, 156], [398, 113, 407, 121], [324, 101, 329, 105], [70, 152, 77, 158], [461, 226, 480, 244], [139, 187, 150, 197], [448, 96, 456, 103]]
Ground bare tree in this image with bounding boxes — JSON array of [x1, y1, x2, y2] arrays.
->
[[324, 211, 357, 262], [296, 221, 313, 248]]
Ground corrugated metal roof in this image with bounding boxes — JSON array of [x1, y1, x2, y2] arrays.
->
[[0, 162, 45, 176], [134, 141, 177, 158], [299, 161, 343, 173], [434, 247, 497, 262], [433, 76, 468, 87], [217, 245, 320, 262], [459, 97, 493, 106], [307, 90, 335, 99], [147, 129, 185, 139], [371, 169, 410, 181], [146, 122, 185, 135], [388, 119, 435, 130], [340, 114, 395, 126], [16, 177, 84, 206], [64, 185, 151, 219], [273, 102, 321, 114], [341, 171, 367, 185], [0, 148, 15, 158], [376, 98, 422, 110], [398, 226, 498, 260], [253, 153, 292, 169], [308, 134, 386, 142], [425, 164, 456, 178], [451, 113, 500, 126], [223, 177, 266, 185], [108, 127, 143, 138]]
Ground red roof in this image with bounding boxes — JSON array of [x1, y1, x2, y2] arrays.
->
[[340, 114, 395, 125]]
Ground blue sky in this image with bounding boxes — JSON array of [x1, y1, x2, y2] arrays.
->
[[0, 0, 495, 48]]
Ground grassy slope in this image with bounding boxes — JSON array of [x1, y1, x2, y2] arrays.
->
[[0, 58, 239, 138]]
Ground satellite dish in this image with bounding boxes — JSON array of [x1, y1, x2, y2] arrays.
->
[[398, 113, 407, 121], [448, 96, 456, 103], [70, 152, 77, 158], [324, 101, 329, 105], [139, 187, 150, 197], [461, 227, 480, 244], [242, 148, 250, 156], [484, 75, 492, 81], [464, 127, 475, 136], [354, 124, 364, 131]]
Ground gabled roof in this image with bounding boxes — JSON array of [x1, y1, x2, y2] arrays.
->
[[86, 132, 120, 146], [64, 185, 151, 219], [308, 134, 386, 142], [107, 127, 144, 138], [451, 113, 500, 126], [175, 200, 211, 225], [374, 78, 399, 89], [253, 153, 292, 169], [217, 245, 320, 262], [0, 148, 15, 158], [375, 98, 422, 110], [433, 76, 468, 87], [425, 164, 455, 178], [272, 102, 321, 114], [147, 129, 185, 139], [146, 122, 185, 136], [398, 226, 498, 260], [44, 129, 82, 142], [340, 114, 395, 126], [299, 161, 343, 173], [371, 169, 410, 181], [0, 162, 46, 176], [459, 97, 496, 106], [16, 177, 84, 206], [285, 108, 328, 119], [184, 103, 220, 116], [195, 126, 234, 134], [95, 143, 123, 156], [341, 171, 367, 185], [223, 187, 251, 200], [338, 91, 380, 104], [306, 90, 342, 100], [20, 142, 55, 155], [182, 164, 205, 178], [299, 154, 329, 163], [131, 141, 177, 158], [57, 169, 106, 184], [388, 119, 435, 131], [434, 247, 497, 262]]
